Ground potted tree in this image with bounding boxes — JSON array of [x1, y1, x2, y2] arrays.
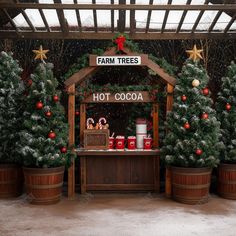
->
[[18, 61, 74, 205], [161, 46, 221, 204], [0, 51, 25, 198], [216, 61, 236, 199]]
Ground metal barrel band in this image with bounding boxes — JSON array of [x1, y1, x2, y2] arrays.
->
[[28, 193, 62, 201], [219, 169, 236, 172], [172, 172, 211, 176], [218, 180, 236, 184], [0, 180, 17, 184], [172, 183, 210, 189], [24, 171, 64, 176], [25, 182, 63, 189]]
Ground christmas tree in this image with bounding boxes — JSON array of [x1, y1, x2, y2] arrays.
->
[[0, 51, 24, 164], [215, 61, 236, 163], [18, 62, 73, 168], [161, 46, 220, 168]]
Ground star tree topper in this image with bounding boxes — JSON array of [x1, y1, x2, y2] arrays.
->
[[32, 45, 49, 61], [186, 44, 203, 62]]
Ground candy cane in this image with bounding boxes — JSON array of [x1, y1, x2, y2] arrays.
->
[[86, 118, 94, 129], [98, 117, 107, 129]]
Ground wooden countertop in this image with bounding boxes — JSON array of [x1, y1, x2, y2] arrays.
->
[[76, 148, 160, 156]]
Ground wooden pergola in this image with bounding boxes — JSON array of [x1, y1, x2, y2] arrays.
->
[[0, 0, 236, 40]]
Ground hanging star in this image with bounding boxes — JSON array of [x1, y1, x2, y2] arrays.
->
[[32, 45, 49, 61], [186, 45, 203, 62]]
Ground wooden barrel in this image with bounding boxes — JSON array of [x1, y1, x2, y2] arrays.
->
[[171, 166, 212, 205], [23, 166, 65, 205], [0, 164, 23, 198], [218, 163, 236, 200]]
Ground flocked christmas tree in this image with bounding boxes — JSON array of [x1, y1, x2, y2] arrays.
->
[[215, 61, 236, 163], [161, 45, 220, 168], [18, 46, 73, 168], [0, 51, 25, 164]]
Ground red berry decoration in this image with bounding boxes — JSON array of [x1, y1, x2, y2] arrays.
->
[[195, 149, 203, 156], [75, 111, 80, 116], [48, 131, 56, 139], [45, 111, 52, 117], [60, 147, 67, 153], [36, 101, 43, 110], [225, 103, 231, 111], [202, 88, 209, 96], [184, 122, 190, 129], [53, 95, 59, 102], [181, 95, 187, 102], [201, 113, 209, 119]]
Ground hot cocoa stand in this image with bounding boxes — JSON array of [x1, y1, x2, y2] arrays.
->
[[65, 45, 176, 197]]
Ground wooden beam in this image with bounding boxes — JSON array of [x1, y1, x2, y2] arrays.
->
[[64, 47, 116, 86], [208, 10, 222, 32], [146, 0, 154, 33], [2, 8, 18, 32], [74, 0, 82, 32], [224, 13, 236, 33], [111, 0, 114, 32], [147, 59, 176, 86], [92, 0, 98, 32], [1, 3, 236, 11], [35, 0, 50, 32], [1, 31, 236, 40], [118, 0, 126, 32], [161, 0, 172, 33], [191, 0, 209, 33], [68, 84, 75, 198], [54, 0, 69, 34], [20, 9, 36, 32], [130, 0, 136, 35], [176, 0, 192, 33]]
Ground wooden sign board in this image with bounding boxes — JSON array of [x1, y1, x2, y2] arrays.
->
[[82, 91, 152, 103], [84, 129, 109, 150], [89, 54, 149, 66]]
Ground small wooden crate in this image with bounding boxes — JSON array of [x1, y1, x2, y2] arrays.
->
[[83, 129, 110, 150]]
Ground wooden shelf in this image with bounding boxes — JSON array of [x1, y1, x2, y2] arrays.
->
[[76, 148, 160, 156]]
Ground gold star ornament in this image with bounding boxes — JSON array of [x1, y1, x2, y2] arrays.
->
[[186, 45, 203, 62], [32, 45, 49, 61]]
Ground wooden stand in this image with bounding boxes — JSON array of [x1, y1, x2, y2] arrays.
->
[[77, 150, 160, 193], [65, 47, 176, 197]]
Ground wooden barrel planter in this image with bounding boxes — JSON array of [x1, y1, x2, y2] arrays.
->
[[218, 163, 236, 200], [23, 166, 65, 205], [171, 166, 212, 205], [0, 164, 23, 198]]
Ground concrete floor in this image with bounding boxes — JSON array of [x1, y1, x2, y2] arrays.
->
[[0, 193, 236, 236]]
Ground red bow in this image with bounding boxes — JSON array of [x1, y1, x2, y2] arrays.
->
[[115, 35, 126, 51]]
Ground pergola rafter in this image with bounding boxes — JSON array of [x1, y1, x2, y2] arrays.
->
[[0, 1, 235, 40]]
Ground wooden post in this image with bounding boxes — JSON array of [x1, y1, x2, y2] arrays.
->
[[68, 84, 75, 198], [80, 103, 86, 146], [152, 103, 159, 148], [165, 83, 174, 198]]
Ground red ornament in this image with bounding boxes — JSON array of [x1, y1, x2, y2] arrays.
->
[[75, 111, 80, 116], [202, 88, 209, 96], [27, 79, 33, 87], [184, 122, 190, 129], [181, 95, 187, 102], [45, 111, 52, 117], [60, 147, 67, 153], [195, 149, 203, 156], [115, 35, 126, 51], [36, 101, 43, 110], [53, 95, 59, 102], [225, 103, 231, 111], [48, 131, 56, 139], [201, 113, 209, 119]]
